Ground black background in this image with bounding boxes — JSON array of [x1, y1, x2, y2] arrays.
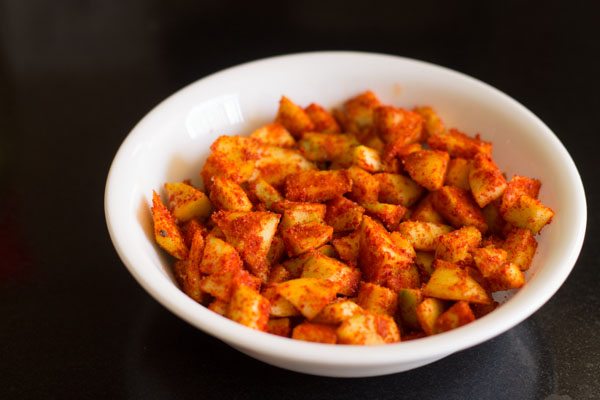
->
[[1, 1, 599, 399]]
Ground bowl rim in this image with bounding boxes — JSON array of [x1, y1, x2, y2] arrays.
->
[[105, 51, 587, 367]]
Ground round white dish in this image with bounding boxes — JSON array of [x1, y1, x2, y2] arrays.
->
[[105, 51, 586, 377]]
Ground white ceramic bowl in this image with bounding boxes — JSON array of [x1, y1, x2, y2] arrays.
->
[[105, 51, 586, 377]]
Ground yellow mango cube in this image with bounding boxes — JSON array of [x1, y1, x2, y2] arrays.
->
[[164, 182, 212, 222], [396, 221, 453, 251], [212, 210, 281, 281], [468, 153, 507, 208], [301, 252, 361, 296], [151, 191, 188, 260], [292, 322, 337, 344], [227, 285, 270, 331], [276, 278, 337, 319], [275, 96, 314, 138], [312, 300, 364, 324], [356, 282, 398, 316], [422, 260, 492, 304], [208, 176, 252, 212], [403, 150, 450, 191], [249, 122, 295, 148]]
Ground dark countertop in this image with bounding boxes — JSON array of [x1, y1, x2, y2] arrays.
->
[[1, 1, 598, 399]]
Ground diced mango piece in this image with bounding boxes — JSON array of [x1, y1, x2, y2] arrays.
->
[[181, 218, 208, 248], [427, 128, 492, 159], [413, 106, 445, 137], [185, 229, 205, 292], [276, 278, 337, 319], [503, 227, 538, 271], [431, 186, 488, 232], [172, 259, 187, 288], [356, 282, 398, 316], [208, 299, 229, 316], [468, 153, 507, 208], [246, 179, 284, 210], [374, 173, 424, 207], [280, 253, 312, 278], [212, 211, 280, 281], [444, 158, 471, 190], [386, 267, 421, 293], [363, 131, 386, 153], [324, 196, 365, 232], [199, 268, 239, 302], [416, 297, 446, 335], [481, 234, 505, 248], [281, 222, 333, 256], [434, 226, 482, 264], [312, 300, 364, 324], [482, 199, 506, 235], [472, 246, 508, 279], [415, 251, 435, 279], [275, 201, 326, 228], [206, 224, 226, 240], [355, 145, 383, 172], [275, 96, 314, 138], [267, 318, 291, 337], [209, 176, 253, 212], [361, 201, 406, 231], [284, 170, 352, 202], [396, 221, 453, 251], [261, 284, 301, 317], [411, 193, 445, 224], [471, 301, 499, 318], [398, 288, 423, 331], [501, 175, 542, 213], [253, 145, 315, 187], [389, 231, 417, 260], [298, 132, 358, 162], [381, 141, 422, 172], [336, 313, 400, 345], [227, 285, 270, 331], [188, 230, 205, 272], [266, 234, 285, 267], [346, 166, 380, 203], [488, 262, 526, 291], [164, 182, 213, 222], [200, 136, 261, 189], [358, 216, 420, 290], [332, 230, 360, 265], [305, 103, 341, 133], [374, 106, 423, 145], [435, 301, 475, 333], [151, 191, 188, 260], [301, 252, 360, 296], [317, 244, 337, 258], [267, 264, 291, 284], [501, 195, 554, 234], [250, 122, 295, 148], [422, 260, 492, 304], [176, 258, 206, 304], [338, 90, 381, 135], [371, 314, 401, 344], [292, 322, 338, 344], [403, 150, 450, 191]]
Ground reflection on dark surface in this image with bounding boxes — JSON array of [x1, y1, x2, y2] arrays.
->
[[124, 299, 555, 400], [0, 0, 599, 398], [0, 192, 32, 282]]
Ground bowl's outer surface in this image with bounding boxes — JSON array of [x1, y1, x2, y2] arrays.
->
[[105, 51, 586, 377]]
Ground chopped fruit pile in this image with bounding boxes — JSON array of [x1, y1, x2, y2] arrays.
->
[[150, 91, 554, 345]]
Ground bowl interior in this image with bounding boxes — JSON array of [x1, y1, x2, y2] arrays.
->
[[105, 52, 586, 370]]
